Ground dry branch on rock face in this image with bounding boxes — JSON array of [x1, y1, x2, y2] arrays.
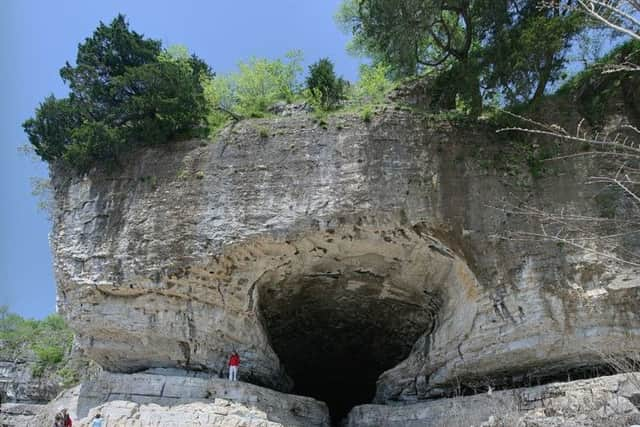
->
[[494, 111, 640, 266], [578, 0, 640, 41], [490, 207, 640, 267], [579, 0, 640, 72], [494, 1, 640, 266], [596, 349, 640, 387]]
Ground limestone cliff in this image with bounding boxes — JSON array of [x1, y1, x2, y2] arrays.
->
[[0, 358, 59, 404], [49, 109, 640, 422]]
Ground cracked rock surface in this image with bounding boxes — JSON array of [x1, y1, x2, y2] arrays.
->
[[0, 359, 60, 403], [16, 371, 329, 427], [346, 372, 640, 427]]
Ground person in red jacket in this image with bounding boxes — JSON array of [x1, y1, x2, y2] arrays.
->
[[61, 408, 72, 427], [228, 351, 240, 381]]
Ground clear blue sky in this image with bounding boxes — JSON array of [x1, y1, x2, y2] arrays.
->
[[0, 0, 364, 319]]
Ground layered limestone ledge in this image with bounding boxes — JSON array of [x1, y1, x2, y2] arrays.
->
[[347, 372, 640, 427], [0, 360, 60, 403], [0, 402, 45, 427], [50, 111, 640, 407], [77, 400, 311, 427], [22, 371, 330, 427], [17, 373, 640, 427]]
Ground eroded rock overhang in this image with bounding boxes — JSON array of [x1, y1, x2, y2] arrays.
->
[[50, 111, 640, 407]]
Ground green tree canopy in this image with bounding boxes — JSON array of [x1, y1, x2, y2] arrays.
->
[[59, 14, 162, 110], [306, 58, 348, 110], [337, 0, 588, 111], [234, 51, 304, 115], [353, 62, 395, 103], [24, 15, 213, 171], [203, 50, 304, 127], [0, 306, 73, 369]]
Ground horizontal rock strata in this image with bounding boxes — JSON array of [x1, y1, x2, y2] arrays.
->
[[0, 359, 60, 403], [19, 371, 329, 427], [50, 111, 640, 407], [346, 372, 640, 427], [76, 400, 301, 427]]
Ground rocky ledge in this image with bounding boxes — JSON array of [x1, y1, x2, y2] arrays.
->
[[347, 372, 640, 427], [8, 370, 329, 427], [5, 372, 639, 427], [0, 359, 60, 404]]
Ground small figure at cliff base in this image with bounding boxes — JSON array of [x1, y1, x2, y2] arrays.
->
[[228, 351, 240, 381], [61, 408, 73, 427], [91, 413, 104, 427], [53, 413, 64, 427]]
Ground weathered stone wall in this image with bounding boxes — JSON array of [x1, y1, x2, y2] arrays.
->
[[11, 372, 639, 427], [0, 359, 60, 403], [50, 110, 640, 406], [347, 372, 640, 427], [13, 371, 329, 427]]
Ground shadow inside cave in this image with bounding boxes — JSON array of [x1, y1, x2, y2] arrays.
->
[[258, 271, 437, 423]]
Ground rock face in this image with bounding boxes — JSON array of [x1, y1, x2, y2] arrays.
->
[[0, 359, 60, 403], [50, 110, 640, 419], [13, 371, 329, 427], [346, 372, 640, 427], [78, 400, 309, 427], [10, 372, 639, 427], [77, 370, 329, 425], [0, 402, 46, 427]]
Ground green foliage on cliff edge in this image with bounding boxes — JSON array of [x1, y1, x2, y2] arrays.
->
[[203, 50, 304, 130], [336, 0, 587, 114], [555, 39, 640, 127], [306, 58, 348, 110], [23, 14, 213, 173], [0, 306, 73, 378]]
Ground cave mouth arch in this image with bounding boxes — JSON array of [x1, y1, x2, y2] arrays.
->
[[258, 269, 438, 423]]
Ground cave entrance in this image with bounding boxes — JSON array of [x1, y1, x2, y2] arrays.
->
[[258, 271, 435, 423]]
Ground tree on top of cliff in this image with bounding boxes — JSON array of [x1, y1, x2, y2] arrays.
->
[[202, 50, 304, 128], [23, 14, 213, 172], [59, 14, 162, 110], [306, 58, 348, 110], [336, 0, 589, 113]]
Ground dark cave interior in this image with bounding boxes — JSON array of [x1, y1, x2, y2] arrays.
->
[[259, 274, 435, 423]]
